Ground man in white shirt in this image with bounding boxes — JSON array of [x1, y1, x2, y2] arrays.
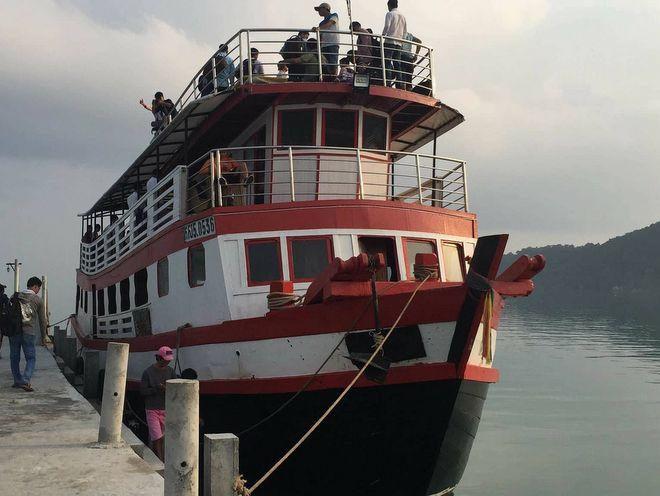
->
[[313, 3, 340, 77], [382, 0, 407, 88]]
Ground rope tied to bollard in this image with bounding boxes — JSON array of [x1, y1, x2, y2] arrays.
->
[[244, 274, 431, 494], [233, 474, 252, 496]]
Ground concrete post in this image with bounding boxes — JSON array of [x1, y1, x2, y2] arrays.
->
[[53, 326, 66, 357], [165, 379, 199, 496], [83, 349, 101, 398], [61, 336, 78, 370], [204, 434, 239, 496], [98, 342, 129, 445]]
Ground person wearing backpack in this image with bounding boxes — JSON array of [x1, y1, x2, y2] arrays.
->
[[9, 277, 48, 392], [0, 283, 9, 358]]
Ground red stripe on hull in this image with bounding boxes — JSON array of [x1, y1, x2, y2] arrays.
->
[[125, 363, 498, 395], [77, 200, 476, 290], [72, 282, 467, 351]]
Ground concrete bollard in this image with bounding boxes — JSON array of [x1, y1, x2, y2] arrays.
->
[[83, 349, 101, 398], [53, 326, 67, 358], [98, 342, 129, 445], [61, 336, 78, 370], [204, 434, 239, 496], [165, 379, 199, 496]]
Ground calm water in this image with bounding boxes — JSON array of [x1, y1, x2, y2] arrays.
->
[[458, 307, 660, 495]]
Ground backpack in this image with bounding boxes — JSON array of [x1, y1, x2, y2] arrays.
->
[[0, 293, 23, 337], [280, 35, 304, 58]]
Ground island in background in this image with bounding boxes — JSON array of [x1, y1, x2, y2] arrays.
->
[[501, 221, 660, 323]]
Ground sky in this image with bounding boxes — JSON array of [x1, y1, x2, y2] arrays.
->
[[1, 0, 659, 320]]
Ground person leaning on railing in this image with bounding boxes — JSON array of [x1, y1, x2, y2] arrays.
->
[[400, 32, 422, 91], [279, 31, 310, 82], [312, 2, 340, 78], [214, 44, 236, 91], [218, 152, 252, 207], [139, 91, 176, 134], [350, 21, 373, 74]]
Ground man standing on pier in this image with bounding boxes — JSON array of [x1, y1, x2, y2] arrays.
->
[[10, 277, 48, 392], [140, 346, 176, 461]]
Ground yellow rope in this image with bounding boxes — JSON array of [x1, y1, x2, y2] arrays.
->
[[247, 275, 431, 494], [233, 474, 251, 496]]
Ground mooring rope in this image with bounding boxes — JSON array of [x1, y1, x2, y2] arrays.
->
[[245, 274, 431, 494], [266, 292, 303, 310]]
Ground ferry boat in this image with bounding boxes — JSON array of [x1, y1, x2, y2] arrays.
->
[[72, 27, 545, 496]]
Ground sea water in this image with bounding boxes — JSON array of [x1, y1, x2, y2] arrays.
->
[[458, 307, 660, 495]]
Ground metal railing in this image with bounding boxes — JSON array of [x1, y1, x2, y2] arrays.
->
[[155, 28, 435, 135], [80, 167, 187, 275], [80, 146, 466, 274], [185, 145, 467, 214]]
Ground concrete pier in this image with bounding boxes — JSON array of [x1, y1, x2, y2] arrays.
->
[[0, 346, 163, 495]]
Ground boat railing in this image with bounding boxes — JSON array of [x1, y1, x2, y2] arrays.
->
[[80, 146, 466, 275], [185, 145, 467, 214], [80, 167, 187, 275], [156, 28, 435, 135]]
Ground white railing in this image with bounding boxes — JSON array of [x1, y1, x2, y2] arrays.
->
[[80, 167, 187, 275], [155, 28, 435, 135], [185, 146, 467, 214]]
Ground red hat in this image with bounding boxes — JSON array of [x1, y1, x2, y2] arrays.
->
[[156, 346, 174, 362]]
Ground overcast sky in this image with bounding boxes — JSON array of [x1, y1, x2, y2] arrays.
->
[[1, 0, 659, 320]]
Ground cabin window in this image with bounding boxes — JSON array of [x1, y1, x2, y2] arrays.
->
[[362, 113, 388, 150], [289, 237, 333, 281], [441, 242, 465, 282], [120, 277, 130, 311], [404, 239, 437, 280], [97, 288, 105, 317], [279, 109, 316, 146], [246, 239, 282, 285], [83, 291, 88, 313], [323, 110, 357, 147], [358, 236, 399, 281], [134, 268, 148, 307], [157, 257, 169, 297], [107, 284, 117, 314], [188, 244, 206, 287], [76, 285, 81, 312]]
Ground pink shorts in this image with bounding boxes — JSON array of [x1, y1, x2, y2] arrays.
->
[[146, 409, 166, 441]]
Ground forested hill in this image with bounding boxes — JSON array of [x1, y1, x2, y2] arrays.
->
[[501, 222, 660, 320]]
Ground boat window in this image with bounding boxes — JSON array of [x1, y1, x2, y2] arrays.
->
[[289, 237, 333, 281], [120, 277, 130, 311], [279, 109, 316, 146], [188, 244, 206, 287], [441, 242, 465, 282], [358, 236, 399, 281], [362, 113, 388, 150], [97, 288, 105, 317], [157, 257, 169, 297], [134, 268, 148, 307], [405, 239, 437, 280], [84, 291, 88, 313], [76, 285, 80, 312], [246, 239, 282, 285], [323, 110, 357, 147], [107, 284, 117, 314]]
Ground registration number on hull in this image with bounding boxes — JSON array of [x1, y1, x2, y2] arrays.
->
[[184, 216, 216, 242]]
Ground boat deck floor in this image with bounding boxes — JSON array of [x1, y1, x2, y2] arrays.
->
[[0, 345, 163, 495]]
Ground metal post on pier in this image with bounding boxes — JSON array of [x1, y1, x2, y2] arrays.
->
[[204, 434, 239, 496], [98, 342, 129, 446], [165, 379, 199, 496], [5, 258, 21, 293]]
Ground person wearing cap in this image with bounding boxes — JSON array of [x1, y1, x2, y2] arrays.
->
[[312, 3, 340, 78], [140, 345, 176, 461]]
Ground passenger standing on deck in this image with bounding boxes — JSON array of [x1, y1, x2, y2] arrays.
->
[[10, 277, 48, 392], [382, 0, 407, 88], [140, 346, 176, 461], [312, 3, 340, 77]]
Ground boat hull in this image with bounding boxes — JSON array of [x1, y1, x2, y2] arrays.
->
[[128, 378, 488, 496]]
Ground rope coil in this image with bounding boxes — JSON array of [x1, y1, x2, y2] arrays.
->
[[267, 292, 303, 310]]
